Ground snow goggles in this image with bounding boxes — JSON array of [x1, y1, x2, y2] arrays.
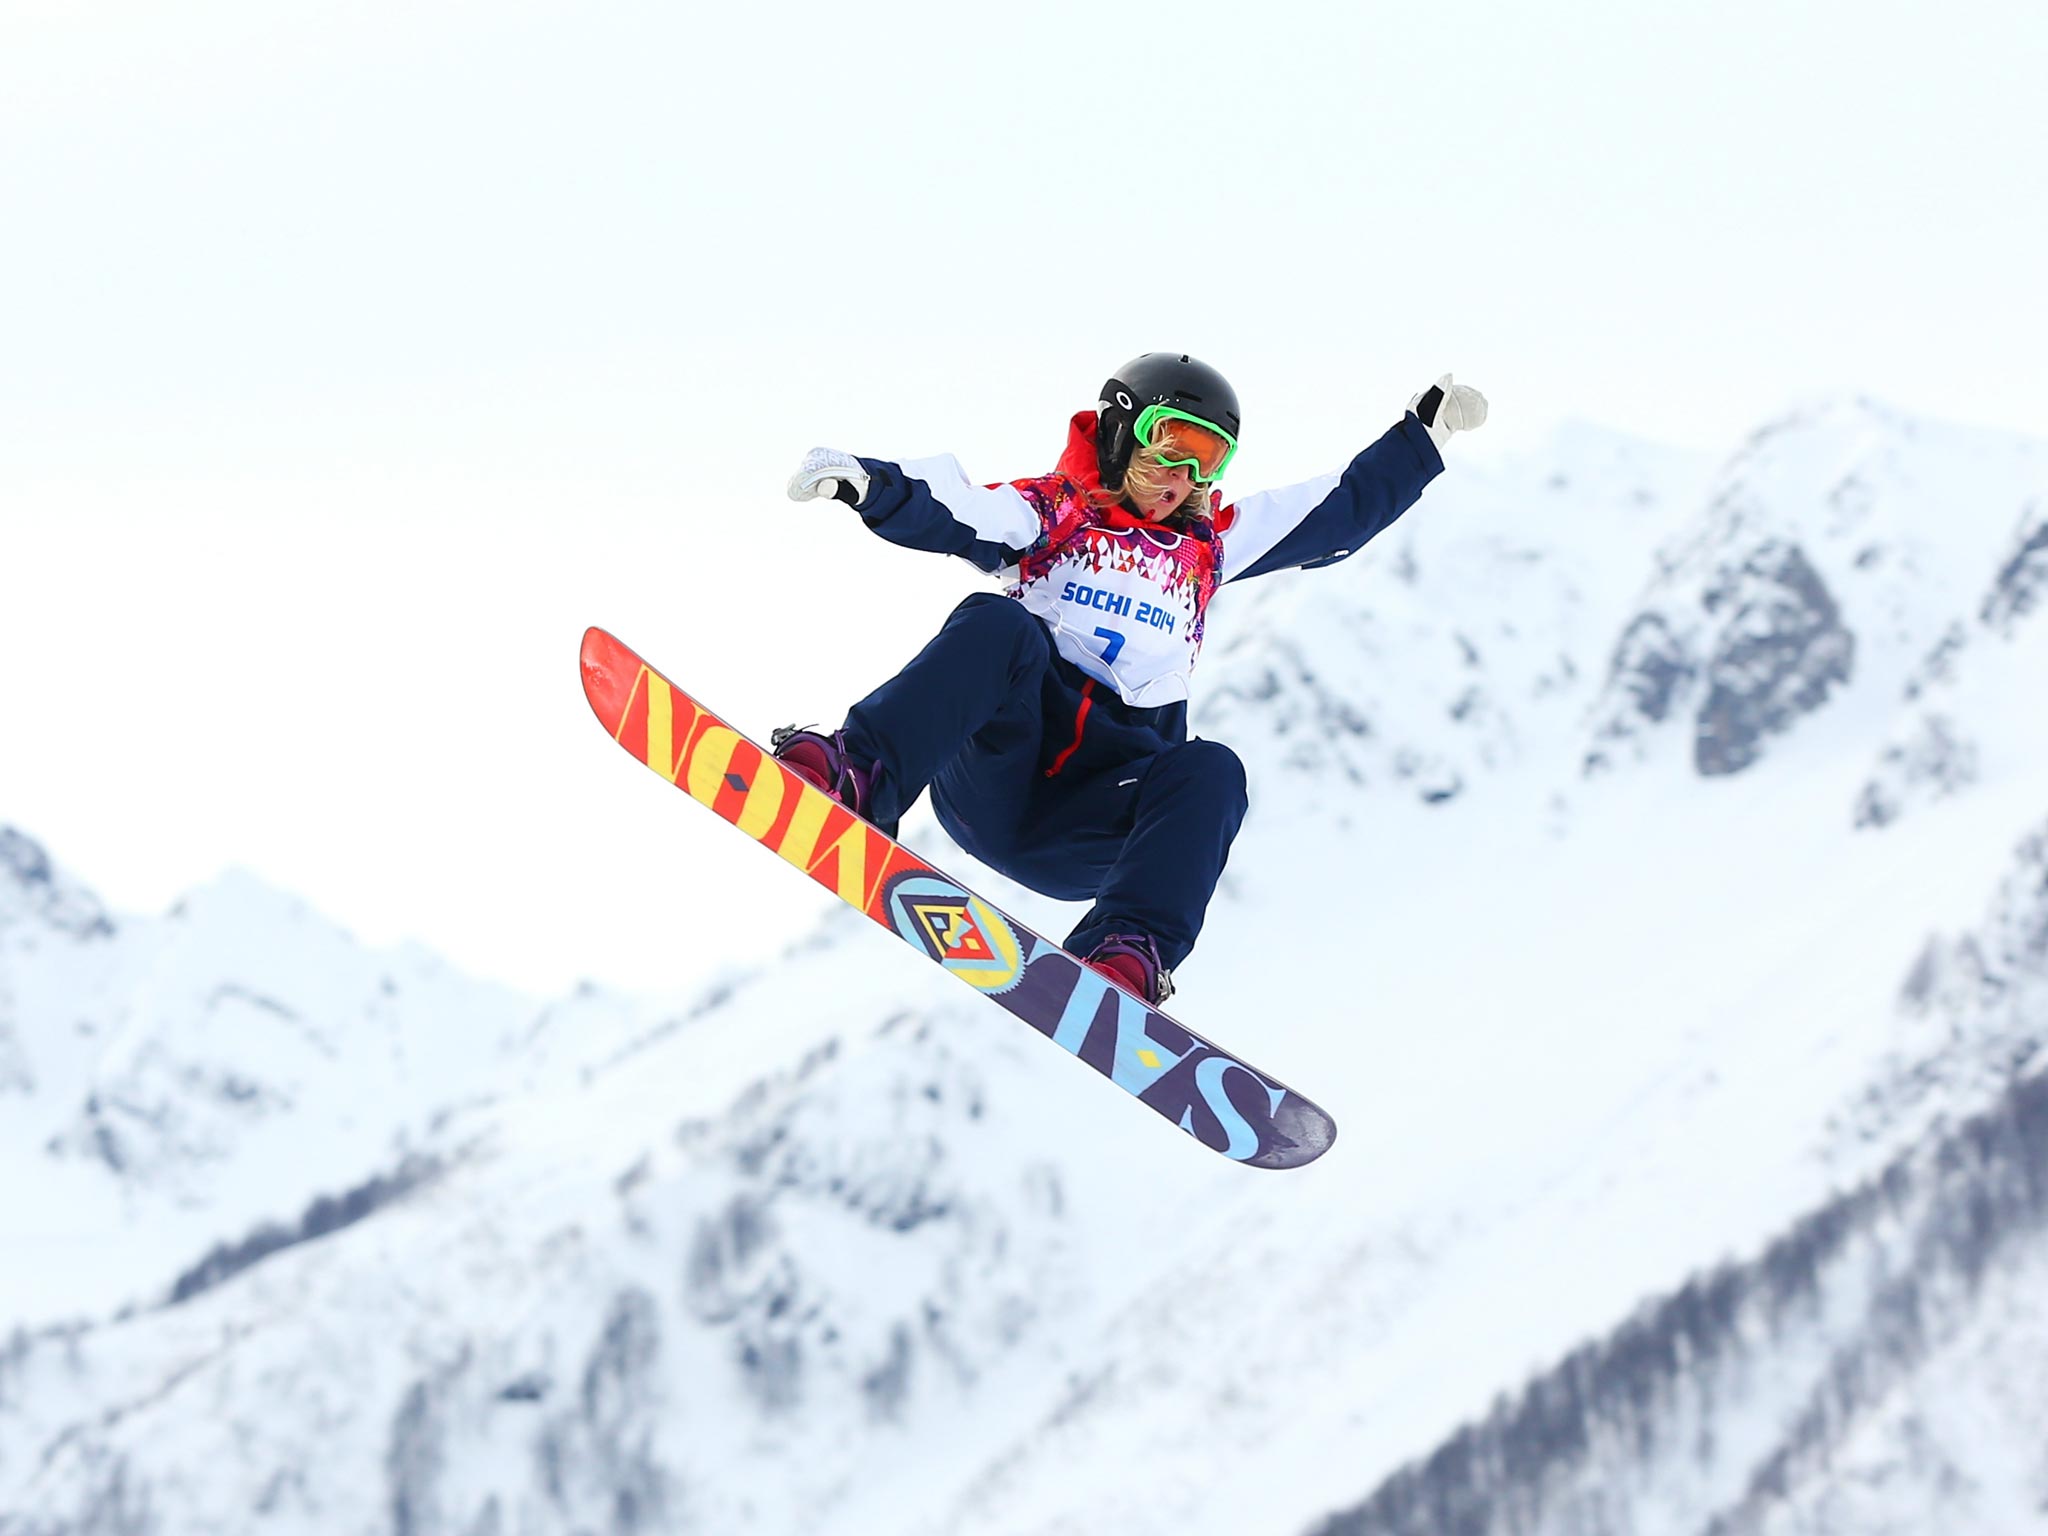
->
[[1136, 404, 1237, 485]]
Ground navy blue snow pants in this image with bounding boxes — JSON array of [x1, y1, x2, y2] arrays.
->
[[840, 593, 1248, 970]]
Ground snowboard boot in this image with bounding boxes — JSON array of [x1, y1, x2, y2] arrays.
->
[[769, 726, 875, 818], [1082, 932, 1175, 1005]]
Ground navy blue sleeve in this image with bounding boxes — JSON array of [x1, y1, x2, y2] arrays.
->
[[1224, 414, 1445, 583], [848, 457, 1024, 575]]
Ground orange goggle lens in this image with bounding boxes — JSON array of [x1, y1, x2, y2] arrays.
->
[[1149, 418, 1232, 482]]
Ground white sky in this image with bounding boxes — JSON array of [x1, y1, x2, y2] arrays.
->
[[3, 0, 2044, 997]]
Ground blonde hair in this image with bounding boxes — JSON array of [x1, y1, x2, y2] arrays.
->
[[1098, 436, 1213, 525]]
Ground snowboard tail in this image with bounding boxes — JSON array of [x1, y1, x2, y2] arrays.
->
[[580, 626, 1335, 1169]]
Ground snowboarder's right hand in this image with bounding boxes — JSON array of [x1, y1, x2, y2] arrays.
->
[[787, 448, 870, 508]]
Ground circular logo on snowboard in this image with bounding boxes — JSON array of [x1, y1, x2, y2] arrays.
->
[[882, 872, 1024, 993]]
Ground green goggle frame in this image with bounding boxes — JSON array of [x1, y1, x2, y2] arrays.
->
[[1133, 402, 1238, 485]]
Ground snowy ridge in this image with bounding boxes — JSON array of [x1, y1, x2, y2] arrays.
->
[[0, 829, 114, 944], [2, 922, 1087, 1535], [1313, 1067, 2048, 1536], [1310, 818, 2048, 1536], [0, 831, 114, 1106], [5, 399, 2048, 1535], [0, 842, 687, 1327]]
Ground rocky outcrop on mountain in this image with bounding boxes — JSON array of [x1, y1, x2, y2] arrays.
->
[[0, 827, 112, 942], [1836, 819, 2048, 1157], [1856, 505, 2048, 831], [166, 1152, 443, 1305], [0, 829, 113, 1107], [1852, 712, 1978, 829], [1981, 502, 2048, 637], [1692, 539, 1856, 777], [1585, 402, 2041, 785], [1600, 612, 1697, 730], [1588, 536, 1856, 778]]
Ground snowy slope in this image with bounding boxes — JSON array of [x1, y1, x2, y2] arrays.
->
[[0, 833, 686, 1328], [4, 400, 2046, 1536]]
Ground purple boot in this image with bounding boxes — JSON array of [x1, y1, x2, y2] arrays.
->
[[770, 726, 875, 818], [1082, 932, 1175, 1005]]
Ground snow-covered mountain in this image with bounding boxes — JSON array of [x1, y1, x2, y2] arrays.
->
[[4, 399, 2046, 1536]]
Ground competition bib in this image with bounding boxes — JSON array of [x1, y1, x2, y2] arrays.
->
[[1012, 523, 1218, 706]]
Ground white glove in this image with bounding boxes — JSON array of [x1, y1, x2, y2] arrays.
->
[[1407, 374, 1488, 453], [787, 447, 871, 507]]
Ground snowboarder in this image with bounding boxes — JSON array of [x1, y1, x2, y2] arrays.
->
[[774, 353, 1486, 1004]]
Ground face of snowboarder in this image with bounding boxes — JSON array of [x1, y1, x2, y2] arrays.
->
[[1116, 442, 1200, 523], [1140, 461, 1198, 521], [1118, 413, 1231, 522]]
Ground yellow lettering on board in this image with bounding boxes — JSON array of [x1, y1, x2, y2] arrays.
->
[[771, 777, 886, 907], [805, 818, 871, 907], [732, 763, 785, 840], [642, 673, 677, 784], [775, 784, 833, 871], [684, 726, 785, 838], [684, 726, 739, 807]]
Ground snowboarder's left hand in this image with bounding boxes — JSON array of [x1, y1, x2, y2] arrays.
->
[[1407, 375, 1488, 453], [787, 448, 871, 508]]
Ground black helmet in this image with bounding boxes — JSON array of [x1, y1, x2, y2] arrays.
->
[[1096, 353, 1241, 491]]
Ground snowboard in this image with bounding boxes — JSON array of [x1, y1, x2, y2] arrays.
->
[[579, 626, 1336, 1170]]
